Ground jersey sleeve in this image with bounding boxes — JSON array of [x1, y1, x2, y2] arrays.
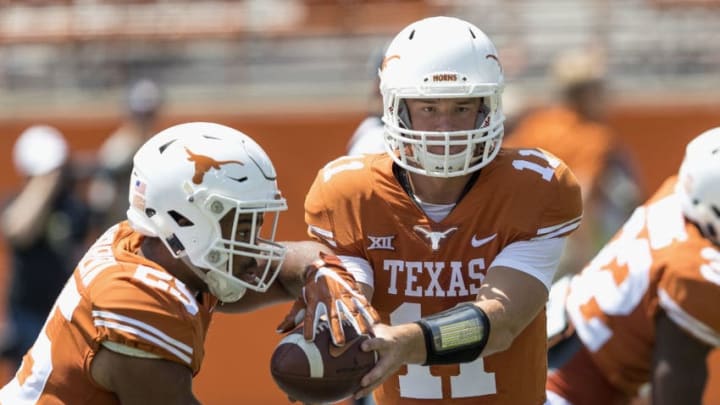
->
[[505, 148, 583, 242], [491, 237, 567, 290], [304, 156, 369, 257], [534, 151, 584, 240], [487, 149, 583, 285], [305, 166, 338, 248], [89, 264, 204, 369], [658, 250, 720, 347]]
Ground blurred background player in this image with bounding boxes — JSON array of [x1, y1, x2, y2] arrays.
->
[[346, 45, 387, 156], [87, 78, 165, 235], [0, 125, 91, 372], [504, 48, 643, 279], [546, 127, 720, 405], [0, 122, 376, 404]]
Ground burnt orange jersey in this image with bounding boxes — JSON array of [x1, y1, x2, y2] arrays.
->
[[565, 176, 720, 396], [0, 222, 216, 405], [305, 150, 582, 404]]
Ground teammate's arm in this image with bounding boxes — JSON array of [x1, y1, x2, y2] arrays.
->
[[90, 346, 201, 405], [651, 311, 712, 405], [217, 240, 334, 312], [219, 240, 377, 345]]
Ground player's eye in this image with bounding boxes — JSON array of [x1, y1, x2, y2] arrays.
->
[[236, 229, 251, 241]]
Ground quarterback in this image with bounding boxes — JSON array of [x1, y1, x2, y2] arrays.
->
[[297, 16, 583, 404]]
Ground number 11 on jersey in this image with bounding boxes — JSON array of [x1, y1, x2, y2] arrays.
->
[[391, 303, 497, 399]]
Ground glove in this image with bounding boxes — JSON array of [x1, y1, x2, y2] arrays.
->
[[277, 252, 379, 345]]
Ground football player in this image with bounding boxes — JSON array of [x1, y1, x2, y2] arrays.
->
[[504, 48, 642, 281], [285, 16, 583, 404], [546, 127, 720, 405], [0, 122, 376, 404]]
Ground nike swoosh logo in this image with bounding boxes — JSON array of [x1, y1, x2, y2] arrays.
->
[[328, 336, 363, 358], [471, 233, 497, 248]]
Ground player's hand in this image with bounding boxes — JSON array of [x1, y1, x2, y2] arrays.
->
[[276, 252, 379, 345], [354, 323, 425, 399]]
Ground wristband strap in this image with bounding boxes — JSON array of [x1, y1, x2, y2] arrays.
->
[[415, 303, 490, 365]]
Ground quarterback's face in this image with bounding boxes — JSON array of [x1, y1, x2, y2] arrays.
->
[[406, 98, 481, 130], [405, 97, 483, 153]]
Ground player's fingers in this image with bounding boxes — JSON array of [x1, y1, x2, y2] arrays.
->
[[335, 300, 364, 343], [352, 296, 380, 326], [365, 304, 381, 324], [352, 313, 374, 337], [359, 335, 386, 352], [355, 358, 395, 399], [353, 366, 388, 399], [304, 302, 327, 341], [276, 318, 293, 334], [276, 303, 305, 333], [355, 380, 384, 400], [359, 322, 392, 351], [328, 319, 345, 346], [354, 385, 376, 400], [344, 301, 374, 337], [328, 302, 347, 346]]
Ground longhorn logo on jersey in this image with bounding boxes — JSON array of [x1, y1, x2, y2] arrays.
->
[[185, 147, 244, 184], [413, 225, 457, 251]]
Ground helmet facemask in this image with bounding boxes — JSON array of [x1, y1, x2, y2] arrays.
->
[[193, 193, 286, 302], [385, 93, 504, 177]]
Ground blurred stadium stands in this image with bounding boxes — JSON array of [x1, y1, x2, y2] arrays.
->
[[0, 0, 719, 119]]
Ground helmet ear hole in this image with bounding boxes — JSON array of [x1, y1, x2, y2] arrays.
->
[[168, 210, 194, 227], [712, 205, 720, 218], [706, 224, 717, 240]]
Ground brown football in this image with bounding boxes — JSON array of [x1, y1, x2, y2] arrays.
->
[[270, 320, 376, 403]]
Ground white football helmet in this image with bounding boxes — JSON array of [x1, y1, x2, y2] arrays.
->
[[379, 16, 505, 177], [127, 122, 287, 302], [676, 127, 720, 245]]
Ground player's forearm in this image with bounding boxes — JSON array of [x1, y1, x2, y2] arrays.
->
[[472, 300, 524, 356], [275, 240, 334, 298], [218, 241, 335, 313], [473, 266, 549, 356]]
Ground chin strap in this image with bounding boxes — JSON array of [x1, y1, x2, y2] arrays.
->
[[180, 256, 246, 303]]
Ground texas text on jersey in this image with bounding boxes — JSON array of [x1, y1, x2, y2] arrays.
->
[[305, 148, 583, 404], [0, 222, 216, 404]]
